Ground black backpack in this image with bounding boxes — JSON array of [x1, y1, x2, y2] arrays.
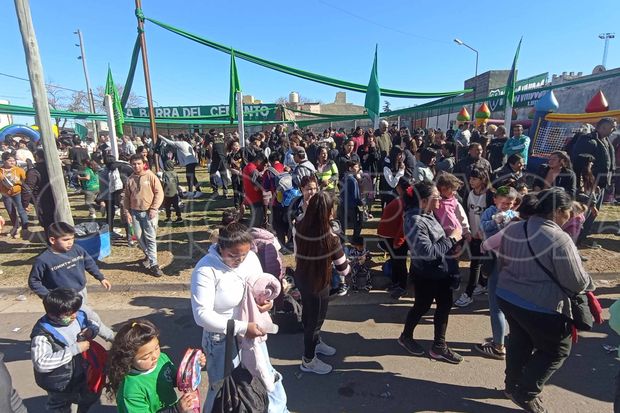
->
[[272, 294, 303, 334]]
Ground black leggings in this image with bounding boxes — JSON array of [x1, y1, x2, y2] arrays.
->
[[466, 238, 489, 296], [299, 285, 330, 359], [402, 277, 453, 348], [163, 195, 181, 218], [185, 163, 201, 193]]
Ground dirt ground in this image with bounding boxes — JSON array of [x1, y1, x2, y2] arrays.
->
[[1, 167, 619, 289]]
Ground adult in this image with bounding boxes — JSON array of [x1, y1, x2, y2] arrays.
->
[[503, 124, 531, 165], [242, 152, 268, 229], [436, 142, 456, 173], [486, 125, 509, 170], [413, 148, 437, 183], [295, 191, 350, 374], [157, 134, 203, 197], [0, 152, 29, 238], [532, 151, 576, 198], [339, 160, 363, 239], [226, 140, 244, 216], [493, 153, 527, 189], [124, 154, 164, 277], [191, 222, 288, 412], [337, 139, 361, 181], [315, 146, 339, 193], [350, 126, 365, 151], [454, 123, 472, 160], [0, 352, 27, 413], [496, 188, 593, 412], [453, 143, 493, 190], [208, 132, 230, 197], [379, 146, 405, 209], [291, 147, 316, 188], [14, 140, 34, 168], [376, 120, 393, 162], [398, 181, 463, 363], [119, 135, 136, 157], [357, 132, 380, 178], [470, 124, 490, 154], [22, 149, 55, 237]]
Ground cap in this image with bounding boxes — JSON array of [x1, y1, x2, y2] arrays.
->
[[294, 146, 306, 158]]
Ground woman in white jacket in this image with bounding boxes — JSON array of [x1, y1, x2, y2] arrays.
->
[[191, 222, 288, 413], [157, 134, 202, 197]]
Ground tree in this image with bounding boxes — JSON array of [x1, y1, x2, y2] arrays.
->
[[95, 84, 142, 112], [383, 100, 392, 113], [275, 94, 322, 109], [46, 82, 69, 129]]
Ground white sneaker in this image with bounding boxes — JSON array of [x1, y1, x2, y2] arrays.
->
[[472, 285, 488, 296], [300, 357, 332, 375], [89, 213, 97, 219], [315, 340, 336, 356], [454, 292, 473, 307]]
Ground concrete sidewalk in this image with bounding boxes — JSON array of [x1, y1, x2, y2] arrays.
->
[[1, 284, 618, 413]]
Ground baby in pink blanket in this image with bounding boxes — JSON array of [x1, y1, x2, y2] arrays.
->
[[240, 272, 281, 391]]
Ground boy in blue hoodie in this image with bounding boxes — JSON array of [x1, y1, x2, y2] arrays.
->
[[480, 186, 519, 239], [28, 222, 114, 341], [30, 288, 100, 412]]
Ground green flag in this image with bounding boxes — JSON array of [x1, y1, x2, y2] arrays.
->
[[74, 123, 88, 140], [364, 45, 380, 121], [505, 37, 522, 108], [229, 50, 241, 123], [105, 66, 125, 137]]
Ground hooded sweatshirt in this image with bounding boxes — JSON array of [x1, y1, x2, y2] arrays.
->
[[191, 244, 264, 338], [161, 160, 179, 198]]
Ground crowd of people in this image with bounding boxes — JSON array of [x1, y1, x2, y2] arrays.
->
[[0, 116, 618, 413]]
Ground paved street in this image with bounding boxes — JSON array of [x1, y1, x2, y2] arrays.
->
[[0, 281, 617, 413]]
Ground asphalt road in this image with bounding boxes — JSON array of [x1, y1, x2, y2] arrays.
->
[[0, 283, 617, 413]]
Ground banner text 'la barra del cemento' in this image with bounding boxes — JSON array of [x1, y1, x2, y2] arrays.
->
[[125, 104, 278, 121]]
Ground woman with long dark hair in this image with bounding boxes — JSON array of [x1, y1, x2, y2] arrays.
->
[[533, 150, 576, 198], [496, 188, 593, 412], [379, 146, 405, 209], [295, 191, 350, 374], [398, 181, 463, 364]]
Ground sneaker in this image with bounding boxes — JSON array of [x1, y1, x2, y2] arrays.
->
[[511, 394, 547, 413], [472, 285, 488, 295], [174, 217, 183, 223], [89, 212, 97, 219], [315, 340, 337, 356], [474, 341, 506, 360], [390, 286, 406, 299], [163, 218, 171, 223], [141, 259, 151, 268], [429, 346, 463, 364], [300, 357, 332, 375], [330, 284, 348, 297], [193, 191, 204, 198], [149, 265, 164, 277], [128, 240, 138, 247], [397, 334, 425, 356], [454, 293, 474, 307]]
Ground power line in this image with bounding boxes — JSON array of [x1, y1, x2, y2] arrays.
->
[[317, 0, 450, 45], [0, 71, 104, 102]]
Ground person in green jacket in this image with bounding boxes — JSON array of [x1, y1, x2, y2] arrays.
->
[[503, 124, 531, 165], [106, 319, 205, 413], [78, 159, 100, 219]]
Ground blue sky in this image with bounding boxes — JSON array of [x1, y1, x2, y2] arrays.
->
[[1, 0, 619, 115]]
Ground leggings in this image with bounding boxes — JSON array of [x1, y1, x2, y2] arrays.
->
[[299, 285, 330, 359], [185, 162, 201, 193]]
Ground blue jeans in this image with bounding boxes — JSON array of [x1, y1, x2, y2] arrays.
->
[[130, 210, 158, 267], [2, 193, 29, 236], [202, 332, 288, 413], [488, 262, 507, 346]]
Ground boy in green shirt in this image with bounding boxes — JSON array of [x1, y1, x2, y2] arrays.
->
[[78, 159, 100, 219]]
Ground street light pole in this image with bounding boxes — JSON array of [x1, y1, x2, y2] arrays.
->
[[598, 33, 615, 68], [454, 38, 479, 117], [75, 29, 98, 139]]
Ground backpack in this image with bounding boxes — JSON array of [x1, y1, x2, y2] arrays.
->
[[83, 340, 108, 394], [272, 294, 303, 334], [265, 167, 301, 207]]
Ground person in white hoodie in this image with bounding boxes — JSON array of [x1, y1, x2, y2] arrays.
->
[[191, 222, 288, 413], [157, 134, 203, 198]]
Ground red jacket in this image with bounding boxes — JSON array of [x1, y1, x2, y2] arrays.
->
[[242, 162, 263, 205], [377, 197, 405, 248]]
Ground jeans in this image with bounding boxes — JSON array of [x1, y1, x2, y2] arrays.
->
[[403, 277, 453, 348], [498, 297, 572, 399], [383, 239, 408, 290], [202, 332, 288, 413], [2, 193, 29, 236], [130, 210, 158, 267], [487, 265, 507, 346], [46, 383, 99, 413], [78, 289, 115, 341], [248, 202, 265, 229], [299, 285, 330, 360]]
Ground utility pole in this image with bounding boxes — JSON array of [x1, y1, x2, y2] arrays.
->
[[75, 29, 98, 139], [599, 33, 615, 68], [14, 0, 73, 225], [135, 0, 158, 158]]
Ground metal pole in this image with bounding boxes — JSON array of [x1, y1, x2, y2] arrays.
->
[[14, 0, 73, 225], [473, 49, 479, 116], [236, 91, 245, 147], [599, 33, 615, 67], [75, 29, 98, 139], [135, 0, 158, 170]]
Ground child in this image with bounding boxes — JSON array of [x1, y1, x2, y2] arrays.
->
[[31, 288, 100, 412], [345, 235, 373, 291], [106, 319, 203, 413], [161, 160, 182, 223], [457, 168, 495, 307], [480, 186, 520, 240], [563, 201, 588, 244], [434, 173, 470, 291], [338, 160, 364, 239], [28, 222, 115, 341], [78, 158, 99, 219]]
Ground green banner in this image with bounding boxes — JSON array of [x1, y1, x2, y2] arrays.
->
[[487, 72, 548, 111], [125, 104, 278, 121]]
